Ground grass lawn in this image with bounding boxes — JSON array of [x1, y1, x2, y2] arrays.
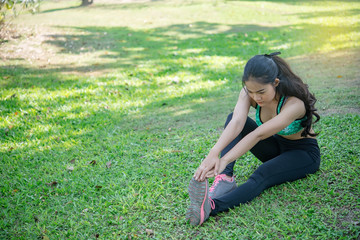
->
[[0, 0, 359, 239]]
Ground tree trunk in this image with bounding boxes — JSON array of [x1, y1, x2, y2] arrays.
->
[[81, 0, 93, 6]]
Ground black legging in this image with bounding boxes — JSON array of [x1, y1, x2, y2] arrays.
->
[[210, 113, 321, 215]]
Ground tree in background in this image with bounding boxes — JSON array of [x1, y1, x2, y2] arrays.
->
[[81, 0, 93, 6]]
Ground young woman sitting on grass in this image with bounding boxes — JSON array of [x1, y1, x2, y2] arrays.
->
[[186, 52, 321, 226]]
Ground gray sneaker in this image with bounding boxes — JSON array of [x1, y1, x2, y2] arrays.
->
[[186, 178, 215, 226], [209, 174, 237, 199]]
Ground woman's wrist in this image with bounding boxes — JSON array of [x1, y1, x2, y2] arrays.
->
[[209, 148, 220, 157], [220, 154, 231, 165]]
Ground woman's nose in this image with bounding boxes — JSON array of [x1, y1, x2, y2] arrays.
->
[[254, 94, 261, 101]]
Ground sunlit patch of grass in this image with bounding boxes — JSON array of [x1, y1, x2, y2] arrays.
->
[[320, 31, 360, 52]]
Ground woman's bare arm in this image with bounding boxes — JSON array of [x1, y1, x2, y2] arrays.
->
[[194, 88, 251, 180], [219, 97, 306, 168]]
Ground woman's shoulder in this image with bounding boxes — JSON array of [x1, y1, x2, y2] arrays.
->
[[281, 96, 306, 116], [283, 96, 304, 106]]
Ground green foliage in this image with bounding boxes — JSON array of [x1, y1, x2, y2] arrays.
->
[[0, 0, 40, 23]]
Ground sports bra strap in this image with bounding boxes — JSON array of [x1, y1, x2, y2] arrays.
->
[[277, 96, 287, 114]]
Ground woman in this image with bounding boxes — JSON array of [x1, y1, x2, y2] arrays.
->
[[186, 52, 321, 226]]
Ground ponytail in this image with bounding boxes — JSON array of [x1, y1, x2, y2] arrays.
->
[[242, 53, 320, 137], [272, 55, 320, 137]]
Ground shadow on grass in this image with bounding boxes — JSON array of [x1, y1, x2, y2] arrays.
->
[[1, 18, 357, 90], [1, 15, 358, 143], [40, 5, 82, 14], [39, 0, 167, 13], [294, 8, 360, 19], [1, 2, 359, 151], [39, 0, 166, 13]]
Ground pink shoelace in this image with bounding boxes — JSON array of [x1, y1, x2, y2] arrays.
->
[[209, 197, 215, 210], [209, 174, 231, 193]]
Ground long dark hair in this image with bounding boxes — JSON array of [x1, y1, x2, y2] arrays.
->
[[242, 52, 320, 137]]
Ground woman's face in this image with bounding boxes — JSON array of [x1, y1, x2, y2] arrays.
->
[[244, 78, 279, 106]]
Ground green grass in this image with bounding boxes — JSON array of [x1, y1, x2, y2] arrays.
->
[[1, 0, 359, 239]]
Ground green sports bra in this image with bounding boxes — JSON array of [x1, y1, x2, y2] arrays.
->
[[255, 96, 307, 136]]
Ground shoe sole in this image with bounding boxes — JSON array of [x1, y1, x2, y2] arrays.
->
[[186, 178, 208, 225]]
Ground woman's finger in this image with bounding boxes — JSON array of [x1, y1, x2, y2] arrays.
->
[[214, 159, 219, 176], [206, 170, 215, 178], [199, 166, 210, 181], [194, 166, 205, 181]]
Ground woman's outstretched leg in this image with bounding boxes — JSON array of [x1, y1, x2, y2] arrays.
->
[[211, 148, 320, 215]]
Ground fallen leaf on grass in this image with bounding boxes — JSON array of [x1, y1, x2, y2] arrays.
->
[[106, 161, 112, 168], [46, 181, 58, 187], [95, 185, 102, 189], [89, 160, 97, 165], [145, 229, 154, 236], [337, 75, 342, 78], [67, 166, 74, 171]]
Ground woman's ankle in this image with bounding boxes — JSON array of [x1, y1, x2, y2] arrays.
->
[[221, 174, 233, 181]]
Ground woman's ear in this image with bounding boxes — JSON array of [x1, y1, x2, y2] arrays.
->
[[273, 78, 280, 87]]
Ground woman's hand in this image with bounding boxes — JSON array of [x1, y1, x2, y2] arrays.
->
[[205, 157, 229, 179], [194, 153, 220, 181]]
